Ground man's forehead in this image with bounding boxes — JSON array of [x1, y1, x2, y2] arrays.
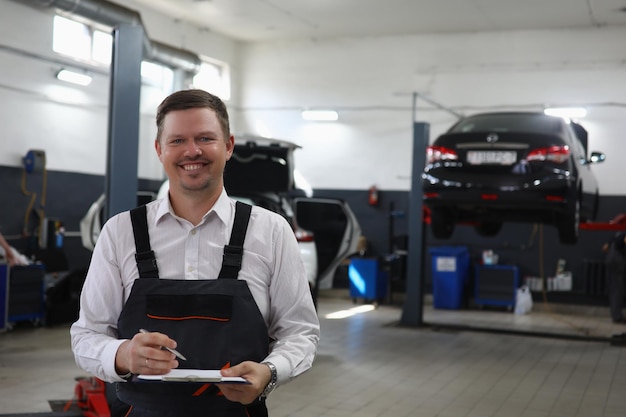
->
[[162, 108, 222, 130]]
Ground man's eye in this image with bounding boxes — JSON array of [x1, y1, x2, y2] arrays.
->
[[171, 138, 184, 144], [199, 137, 213, 142]]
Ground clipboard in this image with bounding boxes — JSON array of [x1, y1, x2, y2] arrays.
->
[[137, 369, 250, 384]]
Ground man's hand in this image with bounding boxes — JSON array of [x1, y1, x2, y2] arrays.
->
[[219, 361, 272, 405], [115, 330, 179, 377]]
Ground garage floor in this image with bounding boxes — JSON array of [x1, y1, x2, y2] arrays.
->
[[1, 293, 626, 417]]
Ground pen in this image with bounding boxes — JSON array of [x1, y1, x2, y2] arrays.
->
[[139, 329, 187, 361]]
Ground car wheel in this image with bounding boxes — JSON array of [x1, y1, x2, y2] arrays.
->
[[430, 208, 455, 239], [475, 221, 502, 237], [557, 193, 580, 245]]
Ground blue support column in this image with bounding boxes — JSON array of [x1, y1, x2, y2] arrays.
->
[[105, 24, 143, 220], [400, 121, 429, 326]]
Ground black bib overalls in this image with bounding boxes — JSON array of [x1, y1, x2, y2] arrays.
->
[[116, 202, 269, 417]]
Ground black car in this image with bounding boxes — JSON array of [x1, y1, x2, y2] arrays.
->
[[422, 112, 605, 244]]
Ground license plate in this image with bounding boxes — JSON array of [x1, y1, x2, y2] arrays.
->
[[466, 151, 517, 165]]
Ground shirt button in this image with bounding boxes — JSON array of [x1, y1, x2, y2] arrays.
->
[[191, 229, 197, 235], [188, 266, 194, 272]]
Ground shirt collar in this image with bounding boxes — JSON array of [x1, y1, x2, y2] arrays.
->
[[211, 188, 234, 226], [154, 188, 233, 226]]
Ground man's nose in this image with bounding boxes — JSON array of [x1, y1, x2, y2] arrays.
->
[[185, 141, 202, 156]]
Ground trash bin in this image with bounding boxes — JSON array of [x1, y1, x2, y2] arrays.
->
[[429, 246, 470, 309], [348, 258, 388, 301]]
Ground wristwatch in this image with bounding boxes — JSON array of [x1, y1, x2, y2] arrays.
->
[[259, 361, 277, 400]]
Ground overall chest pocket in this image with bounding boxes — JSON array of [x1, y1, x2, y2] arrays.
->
[[146, 294, 233, 322]]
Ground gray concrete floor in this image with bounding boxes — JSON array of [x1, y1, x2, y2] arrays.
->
[[2, 293, 626, 416]]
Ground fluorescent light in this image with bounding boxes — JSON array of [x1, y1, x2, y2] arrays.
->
[[301, 110, 338, 121], [56, 69, 92, 86], [544, 107, 587, 118]]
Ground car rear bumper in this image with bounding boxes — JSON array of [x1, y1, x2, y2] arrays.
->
[[423, 188, 572, 223]]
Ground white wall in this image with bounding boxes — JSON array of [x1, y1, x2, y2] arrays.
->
[[2, 1, 626, 197], [0, 0, 240, 181], [238, 28, 626, 194]]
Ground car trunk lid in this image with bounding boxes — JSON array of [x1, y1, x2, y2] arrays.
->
[[224, 137, 299, 194], [432, 131, 569, 170]]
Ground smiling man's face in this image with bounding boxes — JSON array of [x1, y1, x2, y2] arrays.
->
[[155, 107, 234, 198]]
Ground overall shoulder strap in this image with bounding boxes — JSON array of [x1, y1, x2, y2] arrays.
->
[[130, 205, 159, 279], [218, 201, 252, 280]]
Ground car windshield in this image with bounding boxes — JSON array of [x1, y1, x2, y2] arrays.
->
[[450, 113, 563, 135]]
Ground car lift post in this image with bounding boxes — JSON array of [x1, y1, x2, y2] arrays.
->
[[400, 93, 463, 327], [400, 109, 428, 326]]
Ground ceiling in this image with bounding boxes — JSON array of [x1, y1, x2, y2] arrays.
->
[[128, 0, 626, 42]]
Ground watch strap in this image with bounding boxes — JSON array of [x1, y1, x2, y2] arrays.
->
[[259, 361, 277, 399]]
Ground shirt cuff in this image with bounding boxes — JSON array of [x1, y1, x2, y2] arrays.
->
[[103, 338, 129, 382], [264, 355, 290, 386]]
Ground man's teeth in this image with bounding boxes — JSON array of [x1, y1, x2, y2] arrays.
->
[[183, 164, 203, 171]]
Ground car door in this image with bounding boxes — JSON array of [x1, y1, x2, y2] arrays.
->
[[293, 198, 362, 290], [80, 191, 156, 251]]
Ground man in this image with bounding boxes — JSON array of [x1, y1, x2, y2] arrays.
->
[[71, 89, 320, 416], [604, 231, 626, 324]]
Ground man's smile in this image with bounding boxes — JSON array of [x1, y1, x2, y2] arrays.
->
[[181, 163, 204, 171]]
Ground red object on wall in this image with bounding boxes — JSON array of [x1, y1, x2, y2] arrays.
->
[[368, 185, 379, 206]]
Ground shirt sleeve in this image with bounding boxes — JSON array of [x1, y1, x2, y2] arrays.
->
[[70, 214, 130, 382], [262, 215, 320, 386]]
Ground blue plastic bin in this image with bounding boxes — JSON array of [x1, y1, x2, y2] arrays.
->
[[349, 258, 388, 301], [429, 246, 470, 309]]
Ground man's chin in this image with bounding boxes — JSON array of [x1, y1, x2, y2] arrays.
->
[[181, 184, 210, 192], [178, 179, 215, 193]]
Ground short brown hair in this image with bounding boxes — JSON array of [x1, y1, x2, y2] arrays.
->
[[156, 89, 230, 142]]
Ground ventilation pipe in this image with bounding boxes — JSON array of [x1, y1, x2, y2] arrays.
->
[[18, 0, 201, 75]]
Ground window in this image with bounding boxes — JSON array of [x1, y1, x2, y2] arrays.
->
[[53, 15, 111, 65], [52, 15, 173, 93], [92, 30, 113, 65], [192, 58, 231, 100], [141, 61, 174, 92]]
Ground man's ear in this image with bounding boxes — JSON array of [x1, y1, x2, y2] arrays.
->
[[155, 139, 162, 161], [225, 135, 235, 160]]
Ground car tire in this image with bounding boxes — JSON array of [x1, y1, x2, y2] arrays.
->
[[475, 221, 502, 237], [430, 208, 455, 239], [557, 192, 580, 245]]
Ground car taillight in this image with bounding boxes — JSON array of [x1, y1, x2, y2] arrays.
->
[[426, 146, 458, 164], [527, 145, 570, 164], [294, 228, 315, 242]]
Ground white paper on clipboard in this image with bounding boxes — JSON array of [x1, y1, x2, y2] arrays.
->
[[137, 369, 249, 384]]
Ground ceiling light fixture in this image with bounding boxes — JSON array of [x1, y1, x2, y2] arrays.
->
[[56, 69, 92, 86], [301, 110, 339, 122], [543, 107, 587, 118]]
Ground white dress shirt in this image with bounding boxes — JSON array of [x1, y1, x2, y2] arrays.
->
[[70, 189, 320, 385]]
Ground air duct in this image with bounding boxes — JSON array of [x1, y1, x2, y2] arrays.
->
[[18, 0, 201, 75]]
